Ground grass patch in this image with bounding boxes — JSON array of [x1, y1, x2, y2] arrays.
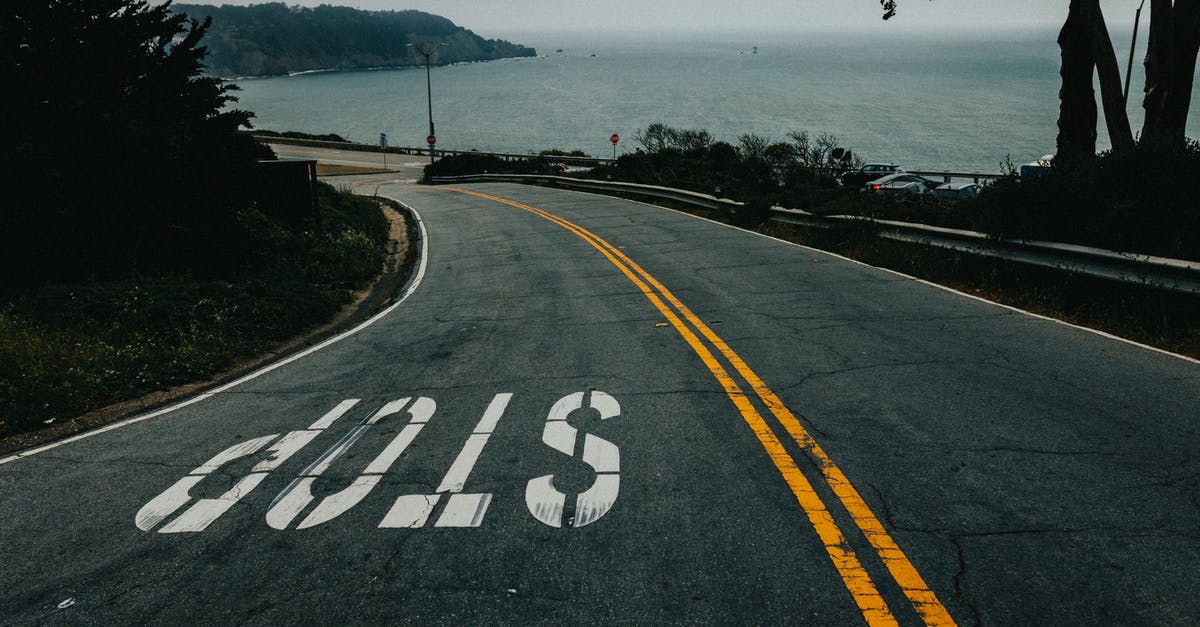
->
[[0, 184, 392, 438]]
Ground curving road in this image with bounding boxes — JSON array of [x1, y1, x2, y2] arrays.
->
[[2, 179, 1199, 625]]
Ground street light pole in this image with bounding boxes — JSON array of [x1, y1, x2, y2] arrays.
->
[[409, 42, 446, 164]]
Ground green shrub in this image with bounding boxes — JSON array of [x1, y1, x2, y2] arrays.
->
[[422, 152, 578, 182], [962, 140, 1200, 259], [0, 184, 389, 438]]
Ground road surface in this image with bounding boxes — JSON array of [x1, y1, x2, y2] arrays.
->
[[2, 179, 1198, 625]]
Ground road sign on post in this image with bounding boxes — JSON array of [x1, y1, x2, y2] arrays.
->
[[611, 133, 619, 159], [380, 133, 388, 170]]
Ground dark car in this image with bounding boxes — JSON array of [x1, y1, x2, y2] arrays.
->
[[841, 163, 901, 188]]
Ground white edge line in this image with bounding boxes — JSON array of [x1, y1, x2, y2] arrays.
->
[[0, 195, 429, 466], [483, 181, 1200, 367]]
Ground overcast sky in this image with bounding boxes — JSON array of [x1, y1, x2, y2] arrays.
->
[[178, 1, 1156, 37]]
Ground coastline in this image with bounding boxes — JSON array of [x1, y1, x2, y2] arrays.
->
[[223, 54, 540, 81]]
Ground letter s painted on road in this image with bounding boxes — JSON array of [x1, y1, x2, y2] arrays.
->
[[525, 391, 622, 528]]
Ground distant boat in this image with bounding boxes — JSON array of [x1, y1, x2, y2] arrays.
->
[[556, 49, 563, 53]]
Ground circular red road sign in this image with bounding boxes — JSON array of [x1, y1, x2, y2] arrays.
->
[[610, 133, 620, 144], [427, 134, 437, 146]]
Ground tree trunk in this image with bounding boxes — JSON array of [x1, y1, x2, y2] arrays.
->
[[1088, 1, 1137, 152], [1162, 0, 1200, 138], [1059, 0, 1098, 163], [1143, 0, 1176, 140], [1143, 0, 1200, 143]]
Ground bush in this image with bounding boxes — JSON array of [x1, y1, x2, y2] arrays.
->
[[1, 1, 273, 288], [0, 184, 389, 438], [422, 152, 566, 181], [255, 129, 349, 142], [587, 123, 858, 212], [962, 139, 1200, 259]]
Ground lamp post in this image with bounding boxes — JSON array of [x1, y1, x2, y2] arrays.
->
[[409, 42, 447, 163]]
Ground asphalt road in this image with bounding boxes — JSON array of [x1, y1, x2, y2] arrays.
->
[[269, 142, 430, 180], [2, 179, 1199, 626]]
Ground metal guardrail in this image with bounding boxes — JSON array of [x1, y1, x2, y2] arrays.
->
[[907, 170, 1004, 184], [256, 135, 615, 167], [433, 173, 736, 210], [261, 136, 1005, 182], [430, 173, 1200, 295]]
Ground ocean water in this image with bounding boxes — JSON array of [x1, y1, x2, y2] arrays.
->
[[230, 29, 1200, 174]]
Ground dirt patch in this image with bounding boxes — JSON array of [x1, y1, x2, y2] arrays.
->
[[0, 200, 417, 457], [316, 163, 394, 176]]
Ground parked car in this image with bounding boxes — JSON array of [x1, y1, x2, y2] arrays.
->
[[1020, 154, 1054, 179], [931, 182, 982, 199], [864, 172, 939, 194], [841, 163, 901, 188], [876, 180, 936, 196]]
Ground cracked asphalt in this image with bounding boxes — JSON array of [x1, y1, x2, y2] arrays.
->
[[2, 181, 1199, 625]]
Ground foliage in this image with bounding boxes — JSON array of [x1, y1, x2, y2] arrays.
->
[[961, 139, 1200, 260], [171, 3, 536, 77], [422, 153, 571, 181], [1, 0, 274, 288], [636, 123, 715, 153], [538, 149, 591, 157], [0, 183, 389, 437], [256, 129, 349, 143], [591, 123, 859, 213]]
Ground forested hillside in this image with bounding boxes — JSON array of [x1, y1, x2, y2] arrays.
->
[[172, 3, 536, 77]]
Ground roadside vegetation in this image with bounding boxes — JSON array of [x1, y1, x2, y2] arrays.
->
[[0, 184, 388, 439], [255, 129, 350, 143], [423, 152, 574, 181], [0, 2, 393, 440]]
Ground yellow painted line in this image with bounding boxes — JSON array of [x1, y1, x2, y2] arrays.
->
[[447, 188, 901, 626], [580, 220, 958, 626]]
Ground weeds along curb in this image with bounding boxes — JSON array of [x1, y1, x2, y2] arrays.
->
[[0, 198, 428, 463]]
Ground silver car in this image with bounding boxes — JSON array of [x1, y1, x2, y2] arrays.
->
[[865, 173, 939, 194]]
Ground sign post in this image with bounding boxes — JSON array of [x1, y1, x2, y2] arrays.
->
[[380, 133, 388, 170], [427, 134, 437, 164], [610, 133, 620, 159]]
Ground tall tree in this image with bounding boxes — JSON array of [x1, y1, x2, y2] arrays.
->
[[1088, 1, 1137, 152], [1142, 0, 1200, 143], [1, 0, 268, 283], [1058, 1, 1100, 162]]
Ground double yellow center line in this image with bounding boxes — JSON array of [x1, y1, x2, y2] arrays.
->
[[447, 188, 955, 626]]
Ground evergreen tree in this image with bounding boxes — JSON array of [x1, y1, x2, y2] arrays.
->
[[1, 0, 271, 285]]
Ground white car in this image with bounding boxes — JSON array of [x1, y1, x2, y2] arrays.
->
[[1020, 154, 1054, 179]]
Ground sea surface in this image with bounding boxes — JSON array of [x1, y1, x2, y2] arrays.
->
[[230, 29, 1200, 173]]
